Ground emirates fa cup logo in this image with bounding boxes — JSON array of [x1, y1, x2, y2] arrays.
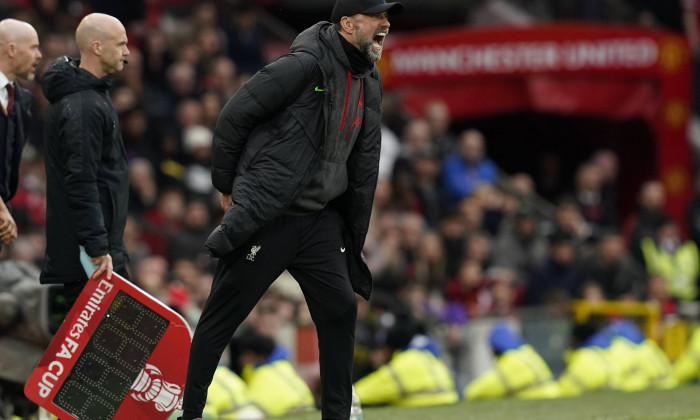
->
[[130, 364, 182, 412]]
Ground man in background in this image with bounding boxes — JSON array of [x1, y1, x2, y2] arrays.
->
[[0, 19, 41, 251]]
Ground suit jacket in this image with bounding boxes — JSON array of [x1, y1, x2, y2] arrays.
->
[[0, 82, 32, 203]]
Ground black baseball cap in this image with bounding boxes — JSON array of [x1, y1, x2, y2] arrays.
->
[[331, 0, 404, 23]]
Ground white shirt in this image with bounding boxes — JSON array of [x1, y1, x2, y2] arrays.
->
[[0, 71, 10, 111]]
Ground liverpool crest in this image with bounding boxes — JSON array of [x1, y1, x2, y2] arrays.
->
[[246, 245, 261, 261]]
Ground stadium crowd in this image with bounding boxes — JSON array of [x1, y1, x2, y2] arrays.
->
[[2, 0, 700, 418]]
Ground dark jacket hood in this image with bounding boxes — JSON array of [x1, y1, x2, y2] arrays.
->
[[290, 22, 374, 78], [42, 56, 112, 103]]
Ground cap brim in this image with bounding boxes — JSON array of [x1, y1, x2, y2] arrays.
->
[[361, 2, 404, 16]]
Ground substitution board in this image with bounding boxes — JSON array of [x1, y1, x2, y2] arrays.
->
[[24, 273, 193, 419]]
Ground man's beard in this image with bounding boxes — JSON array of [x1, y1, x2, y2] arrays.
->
[[354, 32, 382, 63]]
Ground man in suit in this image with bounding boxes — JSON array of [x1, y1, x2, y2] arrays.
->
[[0, 19, 41, 249]]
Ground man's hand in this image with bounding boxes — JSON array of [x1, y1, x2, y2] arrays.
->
[[0, 205, 17, 245], [221, 193, 234, 212], [90, 254, 113, 280]]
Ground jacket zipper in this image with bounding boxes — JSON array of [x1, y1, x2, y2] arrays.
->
[[339, 70, 351, 130]]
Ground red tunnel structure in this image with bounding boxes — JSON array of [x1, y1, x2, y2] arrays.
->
[[379, 24, 693, 222]]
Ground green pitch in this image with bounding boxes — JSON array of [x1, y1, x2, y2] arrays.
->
[[281, 385, 700, 420]]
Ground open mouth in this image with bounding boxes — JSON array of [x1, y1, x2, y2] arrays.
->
[[373, 32, 387, 50]]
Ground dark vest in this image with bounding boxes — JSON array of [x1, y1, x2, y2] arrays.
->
[[0, 89, 28, 202]]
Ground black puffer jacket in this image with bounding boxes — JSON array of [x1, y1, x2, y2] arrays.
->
[[40, 57, 129, 284], [208, 22, 382, 299]]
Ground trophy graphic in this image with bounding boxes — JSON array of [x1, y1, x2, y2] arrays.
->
[[130, 364, 182, 412]]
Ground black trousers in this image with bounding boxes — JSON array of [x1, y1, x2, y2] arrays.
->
[[182, 208, 357, 420]]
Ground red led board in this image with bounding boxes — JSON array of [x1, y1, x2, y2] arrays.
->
[[24, 273, 193, 419]]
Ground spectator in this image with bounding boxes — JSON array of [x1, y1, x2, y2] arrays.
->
[[492, 204, 549, 287], [12, 149, 47, 232], [412, 230, 448, 293], [392, 160, 423, 214], [364, 209, 407, 296], [463, 230, 493, 269], [176, 98, 205, 130], [191, 2, 219, 31], [423, 99, 455, 158], [508, 172, 537, 202], [488, 268, 517, 315], [571, 162, 617, 228], [441, 129, 499, 209], [550, 196, 597, 256], [166, 60, 198, 103], [121, 107, 151, 160], [199, 90, 223, 130], [472, 185, 505, 236], [195, 26, 227, 70], [457, 196, 485, 235], [204, 57, 238, 103], [224, 1, 264, 75], [590, 149, 619, 210], [398, 211, 427, 274], [123, 215, 150, 267], [128, 157, 159, 215], [402, 282, 444, 332], [524, 231, 582, 306], [380, 91, 409, 138], [149, 130, 188, 189], [580, 231, 647, 300], [537, 151, 566, 202], [182, 124, 214, 198], [411, 147, 444, 227], [393, 118, 432, 178], [180, 270, 213, 326], [445, 259, 492, 317], [141, 28, 173, 88], [170, 199, 212, 264], [440, 211, 472, 277], [141, 187, 186, 258], [639, 218, 700, 302], [133, 255, 170, 303], [646, 274, 677, 315], [623, 180, 669, 253]]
